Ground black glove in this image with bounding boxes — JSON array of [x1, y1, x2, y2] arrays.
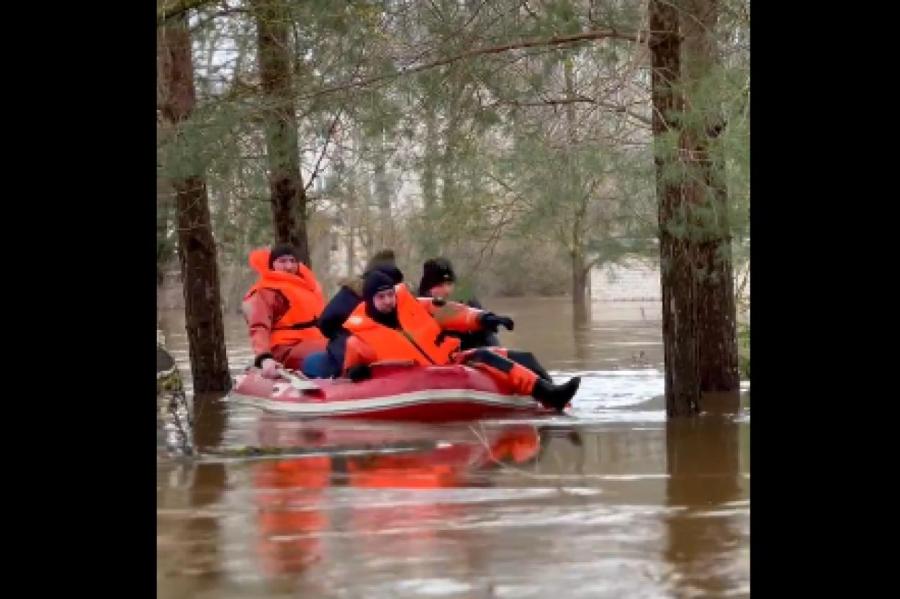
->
[[479, 312, 514, 332], [347, 364, 373, 382]]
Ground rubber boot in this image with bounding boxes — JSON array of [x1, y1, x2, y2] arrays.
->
[[531, 376, 581, 412]]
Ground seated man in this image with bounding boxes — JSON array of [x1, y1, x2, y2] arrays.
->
[[342, 271, 580, 412], [316, 249, 404, 378], [242, 243, 328, 378], [418, 256, 552, 382]]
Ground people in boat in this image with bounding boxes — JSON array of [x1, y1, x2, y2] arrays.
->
[[417, 257, 499, 350], [341, 270, 581, 411], [242, 243, 328, 379], [316, 249, 405, 378], [418, 256, 553, 382]]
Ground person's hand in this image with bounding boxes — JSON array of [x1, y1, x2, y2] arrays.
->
[[347, 364, 373, 382], [479, 312, 515, 332], [260, 358, 283, 379]]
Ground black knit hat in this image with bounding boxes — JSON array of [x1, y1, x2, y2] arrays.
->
[[418, 257, 456, 296], [363, 270, 396, 302], [268, 243, 298, 269]]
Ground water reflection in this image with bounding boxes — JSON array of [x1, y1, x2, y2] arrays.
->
[[157, 461, 227, 592], [157, 299, 748, 597], [192, 392, 227, 450], [665, 416, 748, 596], [248, 420, 541, 580], [254, 455, 331, 576]]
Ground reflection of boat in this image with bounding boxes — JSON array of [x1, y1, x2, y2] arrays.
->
[[231, 363, 552, 421], [251, 420, 541, 576]]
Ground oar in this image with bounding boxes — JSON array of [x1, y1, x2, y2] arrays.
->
[[276, 368, 321, 391]]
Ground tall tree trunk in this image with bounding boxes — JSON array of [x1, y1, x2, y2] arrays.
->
[[251, 0, 311, 265], [649, 0, 701, 416], [564, 57, 590, 323], [157, 178, 173, 287], [158, 13, 231, 393], [682, 0, 740, 407], [420, 100, 439, 257], [373, 127, 393, 249]]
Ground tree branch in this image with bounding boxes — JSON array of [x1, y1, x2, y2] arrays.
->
[[488, 95, 653, 127], [586, 255, 606, 271], [296, 28, 644, 102], [304, 108, 344, 194], [158, 0, 217, 25]]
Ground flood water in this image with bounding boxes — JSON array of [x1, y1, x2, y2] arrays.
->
[[157, 297, 749, 598]]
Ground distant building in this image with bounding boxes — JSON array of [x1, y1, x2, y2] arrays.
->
[[591, 259, 662, 302]]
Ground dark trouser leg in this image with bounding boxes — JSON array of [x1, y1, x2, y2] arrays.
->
[[456, 348, 580, 412], [455, 348, 539, 395], [506, 350, 552, 382]]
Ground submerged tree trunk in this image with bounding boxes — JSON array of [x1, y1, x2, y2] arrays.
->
[[251, 0, 311, 265], [572, 253, 591, 324], [158, 13, 231, 393], [564, 57, 590, 324], [649, 0, 701, 416], [682, 0, 740, 407]]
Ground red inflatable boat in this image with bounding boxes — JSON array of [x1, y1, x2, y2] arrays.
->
[[229, 362, 554, 421]]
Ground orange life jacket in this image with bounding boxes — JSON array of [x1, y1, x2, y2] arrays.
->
[[343, 285, 460, 365], [244, 248, 326, 346]]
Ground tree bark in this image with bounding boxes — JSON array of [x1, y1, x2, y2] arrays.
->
[[564, 57, 590, 323], [420, 99, 439, 257], [681, 0, 740, 406], [373, 127, 393, 249], [572, 253, 590, 324], [158, 14, 231, 393], [649, 0, 701, 417], [250, 0, 311, 265]]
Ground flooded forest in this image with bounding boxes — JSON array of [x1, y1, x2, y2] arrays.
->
[[157, 0, 750, 596]]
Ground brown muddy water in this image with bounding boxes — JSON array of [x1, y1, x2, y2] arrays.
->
[[157, 297, 749, 598]]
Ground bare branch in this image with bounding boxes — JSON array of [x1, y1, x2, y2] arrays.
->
[[304, 108, 344, 194], [157, 0, 216, 26], [488, 94, 653, 127], [296, 28, 644, 102]]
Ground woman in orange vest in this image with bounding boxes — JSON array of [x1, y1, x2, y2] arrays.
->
[[242, 244, 328, 378], [341, 270, 581, 412]]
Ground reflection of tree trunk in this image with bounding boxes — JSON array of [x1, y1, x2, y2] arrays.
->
[[682, 0, 740, 406], [650, 0, 700, 416], [665, 416, 746, 596], [186, 461, 226, 586], [158, 13, 231, 393], [572, 326, 591, 365], [251, 0, 311, 265]]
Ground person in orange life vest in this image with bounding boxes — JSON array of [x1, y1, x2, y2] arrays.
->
[[418, 256, 553, 382], [316, 249, 405, 378], [342, 270, 581, 412], [242, 243, 328, 379]]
